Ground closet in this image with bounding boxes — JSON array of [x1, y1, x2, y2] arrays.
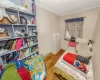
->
[[0, 0, 38, 66], [0, 0, 46, 80]]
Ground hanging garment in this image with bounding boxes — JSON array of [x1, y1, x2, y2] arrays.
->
[[15, 38, 23, 50], [4, 39, 14, 49], [11, 40, 17, 50], [1, 63, 21, 80], [20, 16, 27, 24]]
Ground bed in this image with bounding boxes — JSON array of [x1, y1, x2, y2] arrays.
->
[[53, 43, 93, 80]]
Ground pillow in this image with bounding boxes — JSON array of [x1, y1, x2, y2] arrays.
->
[[76, 38, 89, 43], [76, 43, 93, 57], [15, 38, 23, 50], [74, 60, 87, 73], [63, 52, 77, 65], [76, 55, 91, 64]]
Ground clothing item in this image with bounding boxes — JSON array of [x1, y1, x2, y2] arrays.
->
[[14, 30, 24, 37], [11, 60, 24, 69], [25, 48, 30, 56], [63, 53, 77, 65], [76, 55, 90, 64], [11, 40, 17, 50], [13, 52, 19, 60], [1, 63, 21, 80], [19, 50, 25, 59], [0, 68, 4, 78], [2, 53, 14, 64], [0, 49, 9, 55], [4, 39, 14, 49], [68, 42, 76, 47], [74, 60, 87, 73], [18, 66, 32, 80], [15, 38, 23, 50], [20, 16, 27, 24]]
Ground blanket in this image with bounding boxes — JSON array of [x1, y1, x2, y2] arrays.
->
[[24, 55, 46, 80]]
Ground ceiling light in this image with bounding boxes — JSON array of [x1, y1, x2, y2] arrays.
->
[[56, 0, 66, 3]]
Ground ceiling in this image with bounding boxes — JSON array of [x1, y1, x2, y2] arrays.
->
[[36, 0, 100, 16]]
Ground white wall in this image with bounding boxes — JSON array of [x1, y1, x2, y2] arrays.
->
[[60, 7, 100, 50], [36, 5, 60, 56], [93, 9, 100, 80]]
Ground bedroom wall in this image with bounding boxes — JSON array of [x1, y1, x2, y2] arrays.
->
[[93, 8, 100, 80], [60, 7, 100, 50], [36, 5, 60, 56]]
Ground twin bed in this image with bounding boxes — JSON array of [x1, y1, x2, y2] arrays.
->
[[53, 43, 93, 80]]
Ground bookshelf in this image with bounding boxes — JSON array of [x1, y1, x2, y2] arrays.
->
[[0, 0, 39, 66]]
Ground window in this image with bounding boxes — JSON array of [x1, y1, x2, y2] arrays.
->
[[64, 18, 84, 40]]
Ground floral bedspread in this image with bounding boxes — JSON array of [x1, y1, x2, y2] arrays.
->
[[24, 55, 46, 80]]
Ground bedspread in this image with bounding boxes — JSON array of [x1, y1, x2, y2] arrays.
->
[[24, 55, 46, 80]]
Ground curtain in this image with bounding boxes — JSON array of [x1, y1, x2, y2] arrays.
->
[[65, 18, 84, 38]]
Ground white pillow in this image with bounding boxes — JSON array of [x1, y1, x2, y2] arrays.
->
[[76, 43, 93, 57], [76, 38, 89, 43]]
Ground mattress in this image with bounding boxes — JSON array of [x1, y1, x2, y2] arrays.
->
[[54, 47, 93, 80], [54, 66, 75, 80]]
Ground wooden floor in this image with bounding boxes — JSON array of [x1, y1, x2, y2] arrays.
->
[[44, 49, 65, 80]]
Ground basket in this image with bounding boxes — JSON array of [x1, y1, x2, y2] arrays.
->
[[0, 32, 8, 38]]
